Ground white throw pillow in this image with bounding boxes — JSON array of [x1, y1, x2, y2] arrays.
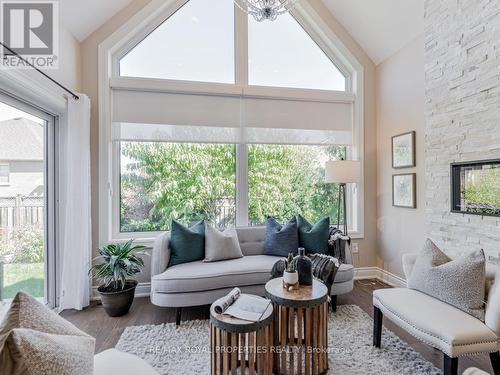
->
[[407, 239, 486, 321], [204, 224, 243, 262]]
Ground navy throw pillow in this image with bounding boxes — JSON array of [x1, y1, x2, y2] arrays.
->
[[264, 217, 299, 257], [169, 220, 205, 267], [297, 215, 330, 254]]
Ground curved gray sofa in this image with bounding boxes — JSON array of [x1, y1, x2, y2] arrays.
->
[[150, 226, 354, 322]]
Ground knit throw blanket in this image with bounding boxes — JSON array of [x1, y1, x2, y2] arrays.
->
[[328, 228, 350, 263]]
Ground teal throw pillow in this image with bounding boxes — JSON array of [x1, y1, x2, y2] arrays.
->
[[169, 220, 205, 267], [297, 215, 330, 254]]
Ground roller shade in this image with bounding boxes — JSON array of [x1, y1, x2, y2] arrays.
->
[[111, 88, 353, 145], [112, 90, 242, 127], [112, 122, 352, 145]]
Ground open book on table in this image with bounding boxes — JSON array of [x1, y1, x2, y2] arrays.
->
[[213, 288, 271, 322]]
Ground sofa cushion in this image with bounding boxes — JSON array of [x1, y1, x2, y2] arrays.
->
[[297, 215, 330, 254], [263, 217, 299, 257], [236, 226, 265, 256], [204, 224, 243, 262], [152, 232, 171, 277], [407, 239, 486, 321], [334, 263, 354, 283], [94, 349, 158, 375], [169, 220, 205, 267], [152, 255, 282, 293], [373, 288, 499, 357]]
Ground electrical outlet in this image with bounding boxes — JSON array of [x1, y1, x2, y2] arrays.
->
[[488, 254, 500, 264], [351, 243, 359, 254]]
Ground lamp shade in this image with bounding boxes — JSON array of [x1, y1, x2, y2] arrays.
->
[[325, 160, 361, 183]]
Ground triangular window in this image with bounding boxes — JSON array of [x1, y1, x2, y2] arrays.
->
[[119, 1, 347, 91], [248, 13, 346, 91], [119, 0, 235, 84]]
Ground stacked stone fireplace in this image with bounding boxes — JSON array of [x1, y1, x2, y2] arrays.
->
[[424, 0, 500, 262]]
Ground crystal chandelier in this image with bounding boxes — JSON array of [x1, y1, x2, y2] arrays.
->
[[234, 0, 300, 22]]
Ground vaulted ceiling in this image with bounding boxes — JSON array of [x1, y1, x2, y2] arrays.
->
[[61, 0, 134, 42], [61, 0, 424, 65], [322, 0, 424, 64]]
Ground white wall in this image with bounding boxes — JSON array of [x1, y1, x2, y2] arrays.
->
[[7, 21, 82, 95], [376, 36, 426, 277], [50, 20, 82, 92]]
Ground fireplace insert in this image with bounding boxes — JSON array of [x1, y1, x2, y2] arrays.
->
[[451, 159, 500, 217]]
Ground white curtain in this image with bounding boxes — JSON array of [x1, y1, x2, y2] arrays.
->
[[58, 95, 91, 311]]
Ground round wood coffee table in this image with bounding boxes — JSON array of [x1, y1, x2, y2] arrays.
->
[[210, 296, 274, 375], [265, 278, 329, 375]]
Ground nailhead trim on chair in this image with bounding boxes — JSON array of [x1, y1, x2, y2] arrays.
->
[[373, 295, 500, 357]]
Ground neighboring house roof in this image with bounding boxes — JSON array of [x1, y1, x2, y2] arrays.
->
[[0, 118, 43, 161]]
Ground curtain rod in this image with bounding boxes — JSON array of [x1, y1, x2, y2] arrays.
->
[[0, 42, 79, 100]]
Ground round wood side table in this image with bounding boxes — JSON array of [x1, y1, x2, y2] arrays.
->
[[265, 278, 329, 375], [210, 297, 274, 375]]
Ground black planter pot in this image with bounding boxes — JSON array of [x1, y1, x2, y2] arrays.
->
[[98, 280, 137, 317]]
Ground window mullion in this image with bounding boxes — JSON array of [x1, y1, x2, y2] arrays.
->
[[235, 4, 248, 226], [234, 3, 248, 86], [235, 143, 249, 226]]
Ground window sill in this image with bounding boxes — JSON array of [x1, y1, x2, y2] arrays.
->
[[108, 227, 365, 248], [348, 231, 364, 240]]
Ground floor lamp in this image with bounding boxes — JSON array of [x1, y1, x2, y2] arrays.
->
[[325, 160, 361, 236]]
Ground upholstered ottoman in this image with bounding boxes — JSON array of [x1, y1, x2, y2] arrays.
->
[[373, 254, 500, 375]]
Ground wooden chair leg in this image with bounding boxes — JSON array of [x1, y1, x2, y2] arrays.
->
[[330, 295, 337, 312], [490, 351, 500, 375], [443, 354, 458, 375], [373, 306, 383, 348], [176, 307, 182, 326]]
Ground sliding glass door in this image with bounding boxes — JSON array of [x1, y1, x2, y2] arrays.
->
[[0, 92, 55, 306]]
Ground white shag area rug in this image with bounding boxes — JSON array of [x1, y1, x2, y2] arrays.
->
[[116, 304, 440, 375]]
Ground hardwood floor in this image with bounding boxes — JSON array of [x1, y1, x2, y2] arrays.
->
[[62, 279, 494, 374]]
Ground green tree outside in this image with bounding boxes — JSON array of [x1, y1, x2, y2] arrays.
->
[[120, 142, 345, 232], [463, 167, 500, 215]]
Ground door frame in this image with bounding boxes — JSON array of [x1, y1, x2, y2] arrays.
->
[[0, 91, 58, 307]]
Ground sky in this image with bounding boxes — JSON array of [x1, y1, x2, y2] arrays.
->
[[0, 102, 45, 124], [119, 0, 346, 91]]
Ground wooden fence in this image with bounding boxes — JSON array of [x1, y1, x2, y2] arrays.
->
[[0, 196, 44, 235]]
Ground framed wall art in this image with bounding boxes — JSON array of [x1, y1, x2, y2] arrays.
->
[[393, 173, 416, 208], [392, 131, 416, 168]]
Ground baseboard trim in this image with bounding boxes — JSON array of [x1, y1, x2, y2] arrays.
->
[[91, 282, 151, 301], [90, 268, 405, 301], [354, 267, 406, 288], [377, 268, 406, 288], [353, 266, 379, 280]]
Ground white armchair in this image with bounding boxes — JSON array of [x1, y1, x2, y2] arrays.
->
[[373, 254, 500, 375]]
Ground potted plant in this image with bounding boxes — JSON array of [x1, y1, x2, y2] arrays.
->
[[89, 240, 147, 317], [283, 252, 298, 285]]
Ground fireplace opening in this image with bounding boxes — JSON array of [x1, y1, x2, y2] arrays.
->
[[451, 159, 500, 217]]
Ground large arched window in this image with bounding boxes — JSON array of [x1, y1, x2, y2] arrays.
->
[[248, 12, 346, 91], [100, 0, 364, 242], [118, 0, 347, 90]]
